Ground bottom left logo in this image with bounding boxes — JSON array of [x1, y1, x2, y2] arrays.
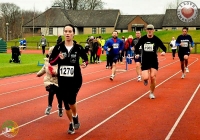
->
[[1, 120, 19, 138]]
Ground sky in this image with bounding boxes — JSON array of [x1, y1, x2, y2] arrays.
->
[[1, 0, 200, 15]]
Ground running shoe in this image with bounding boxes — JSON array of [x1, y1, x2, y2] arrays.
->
[[45, 106, 52, 115], [181, 73, 185, 79], [110, 75, 115, 81], [185, 67, 189, 73], [68, 123, 75, 134], [137, 76, 142, 82], [106, 66, 109, 69], [57, 105, 63, 117], [149, 92, 155, 99], [73, 115, 80, 130], [144, 80, 148, 86]]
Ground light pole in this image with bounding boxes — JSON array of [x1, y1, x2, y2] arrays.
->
[[6, 23, 9, 41]]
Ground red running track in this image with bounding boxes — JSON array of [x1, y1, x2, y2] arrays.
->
[[0, 52, 200, 140]]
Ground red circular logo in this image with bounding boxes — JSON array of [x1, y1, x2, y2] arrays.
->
[[177, 1, 198, 22]]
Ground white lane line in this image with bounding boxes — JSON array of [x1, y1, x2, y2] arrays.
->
[[165, 83, 200, 140], [0, 58, 180, 137], [0, 78, 38, 87], [0, 84, 43, 96], [0, 69, 134, 110], [75, 58, 198, 140], [0, 94, 47, 111], [0, 58, 166, 86], [0, 58, 171, 97]]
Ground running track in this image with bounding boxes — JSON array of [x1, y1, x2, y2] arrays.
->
[[0, 50, 200, 140]]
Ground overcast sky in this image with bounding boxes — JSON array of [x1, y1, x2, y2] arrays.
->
[[1, 0, 200, 15]]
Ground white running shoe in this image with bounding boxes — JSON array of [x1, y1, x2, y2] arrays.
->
[[110, 75, 115, 81], [149, 93, 155, 99], [137, 76, 142, 82], [181, 73, 185, 79], [185, 67, 189, 73]]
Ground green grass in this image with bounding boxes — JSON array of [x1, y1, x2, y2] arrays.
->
[[6, 30, 200, 48], [1, 30, 200, 78], [0, 53, 106, 78], [0, 54, 44, 78]]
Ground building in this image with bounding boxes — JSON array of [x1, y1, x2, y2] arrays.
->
[[22, 6, 200, 36]]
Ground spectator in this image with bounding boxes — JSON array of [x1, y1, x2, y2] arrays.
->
[[39, 35, 47, 55], [22, 38, 27, 50]]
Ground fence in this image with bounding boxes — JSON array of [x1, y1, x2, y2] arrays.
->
[[6, 41, 200, 54]]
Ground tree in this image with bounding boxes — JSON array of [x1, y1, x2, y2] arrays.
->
[[0, 3, 21, 40], [0, 3, 41, 40], [53, 0, 105, 10]]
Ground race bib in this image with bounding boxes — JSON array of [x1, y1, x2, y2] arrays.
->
[[181, 42, 188, 47], [144, 43, 154, 52], [42, 42, 44, 45], [59, 66, 74, 77], [113, 43, 119, 49]]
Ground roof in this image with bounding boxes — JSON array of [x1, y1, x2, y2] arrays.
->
[[66, 9, 120, 27], [140, 14, 165, 29], [23, 7, 71, 27], [115, 15, 136, 29], [23, 8, 120, 27], [162, 9, 200, 27]]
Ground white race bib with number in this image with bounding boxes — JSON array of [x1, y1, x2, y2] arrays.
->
[[59, 66, 74, 77], [144, 44, 154, 52], [42, 42, 44, 45], [113, 43, 119, 49], [181, 42, 188, 47]]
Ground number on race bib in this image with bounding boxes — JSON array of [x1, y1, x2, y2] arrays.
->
[[144, 44, 154, 52], [181, 42, 188, 47], [59, 66, 74, 77]]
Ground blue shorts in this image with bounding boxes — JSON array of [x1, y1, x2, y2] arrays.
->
[[110, 54, 119, 63]]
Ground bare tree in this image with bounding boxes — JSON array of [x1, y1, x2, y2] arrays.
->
[[0, 3, 21, 40], [53, 0, 105, 10]]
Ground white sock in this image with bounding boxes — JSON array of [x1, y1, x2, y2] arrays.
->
[[72, 114, 77, 117]]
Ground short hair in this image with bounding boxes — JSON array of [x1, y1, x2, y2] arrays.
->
[[112, 30, 118, 34], [64, 24, 75, 33], [182, 27, 188, 31]]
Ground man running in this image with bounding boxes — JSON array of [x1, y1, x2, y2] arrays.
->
[[104, 30, 124, 80], [176, 27, 194, 79], [135, 24, 167, 99], [132, 31, 142, 81]]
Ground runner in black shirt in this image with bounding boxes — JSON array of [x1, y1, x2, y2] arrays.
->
[[49, 24, 88, 134], [176, 27, 194, 79], [135, 24, 166, 99]]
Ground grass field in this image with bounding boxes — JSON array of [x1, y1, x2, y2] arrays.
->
[[6, 30, 200, 49], [0, 53, 106, 78]]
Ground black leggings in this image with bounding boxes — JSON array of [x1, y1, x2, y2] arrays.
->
[[42, 45, 46, 55], [106, 54, 112, 67], [46, 84, 62, 108], [172, 49, 177, 57]]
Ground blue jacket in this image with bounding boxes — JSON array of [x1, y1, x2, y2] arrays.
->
[[104, 38, 124, 55]]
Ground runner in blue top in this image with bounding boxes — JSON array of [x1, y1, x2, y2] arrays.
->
[[104, 31, 124, 80], [176, 27, 194, 79]]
